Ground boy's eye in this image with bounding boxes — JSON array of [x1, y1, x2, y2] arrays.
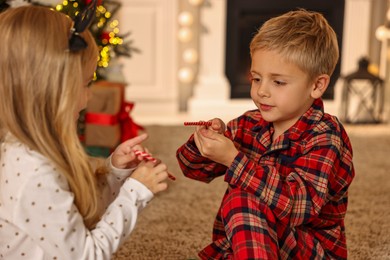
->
[[249, 76, 261, 83], [274, 80, 286, 86]]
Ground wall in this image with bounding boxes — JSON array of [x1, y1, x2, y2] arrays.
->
[[117, 0, 179, 121], [118, 0, 384, 125]]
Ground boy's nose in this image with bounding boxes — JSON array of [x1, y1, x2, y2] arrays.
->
[[257, 85, 270, 98]]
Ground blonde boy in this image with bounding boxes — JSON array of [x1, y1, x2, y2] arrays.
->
[[177, 9, 354, 259]]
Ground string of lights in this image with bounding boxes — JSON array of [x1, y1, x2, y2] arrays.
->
[[177, 0, 203, 84], [55, 0, 139, 79]]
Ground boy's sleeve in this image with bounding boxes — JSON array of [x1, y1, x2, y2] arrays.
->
[[176, 134, 228, 183], [224, 129, 354, 226]]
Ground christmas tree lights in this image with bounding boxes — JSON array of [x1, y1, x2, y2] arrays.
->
[[55, 0, 139, 79]]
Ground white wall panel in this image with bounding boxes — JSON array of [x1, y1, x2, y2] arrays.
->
[[117, 0, 179, 115]]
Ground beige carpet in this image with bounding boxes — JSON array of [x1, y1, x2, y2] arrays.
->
[[112, 124, 390, 260]]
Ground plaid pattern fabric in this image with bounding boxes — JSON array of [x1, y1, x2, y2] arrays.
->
[[176, 99, 354, 260]]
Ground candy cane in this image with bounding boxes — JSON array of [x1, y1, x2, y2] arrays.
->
[[184, 121, 212, 126], [134, 150, 157, 163], [133, 150, 176, 181]]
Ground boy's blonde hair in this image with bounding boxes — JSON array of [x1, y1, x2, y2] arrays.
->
[[250, 9, 339, 81], [0, 6, 100, 228]]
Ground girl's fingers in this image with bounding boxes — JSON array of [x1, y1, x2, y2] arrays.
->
[[135, 152, 176, 181], [156, 182, 168, 192], [121, 133, 148, 148], [155, 170, 168, 182], [152, 163, 176, 181]]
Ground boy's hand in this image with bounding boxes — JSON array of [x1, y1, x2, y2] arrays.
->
[[111, 133, 149, 169], [130, 161, 169, 194], [194, 124, 238, 167], [209, 118, 226, 134]]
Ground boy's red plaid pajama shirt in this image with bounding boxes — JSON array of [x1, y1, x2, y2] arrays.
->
[[176, 99, 355, 260]]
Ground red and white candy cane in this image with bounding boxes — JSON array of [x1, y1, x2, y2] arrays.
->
[[134, 150, 157, 163], [184, 121, 212, 126], [133, 150, 176, 181]]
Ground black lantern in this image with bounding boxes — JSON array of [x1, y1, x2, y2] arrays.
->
[[340, 57, 384, 124]]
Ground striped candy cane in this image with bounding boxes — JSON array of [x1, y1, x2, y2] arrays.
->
[[134, 150, 157, 163], [184, 121, 212, 126]]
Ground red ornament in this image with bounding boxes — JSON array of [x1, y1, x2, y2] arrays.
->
[[100, 31, 110, 41], [85, 0, 103, 6]]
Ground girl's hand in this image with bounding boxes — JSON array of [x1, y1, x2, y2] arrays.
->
[[111, 133, 149, 169], [130, 161, 169, 194]]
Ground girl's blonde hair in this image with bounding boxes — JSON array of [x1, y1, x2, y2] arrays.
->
[[250, 9, 339, 81], [0, 6, 100, 228]]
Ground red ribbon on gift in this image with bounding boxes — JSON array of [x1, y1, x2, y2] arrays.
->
[[85, 113, 118, 125], [118, 102, 144, 142], [85, 102, 144, 143]]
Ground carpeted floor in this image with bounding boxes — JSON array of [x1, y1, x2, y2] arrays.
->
[[112, 124, 390, 260]]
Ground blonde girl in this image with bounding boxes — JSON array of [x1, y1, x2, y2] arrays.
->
[[0, 4, 168, 259]]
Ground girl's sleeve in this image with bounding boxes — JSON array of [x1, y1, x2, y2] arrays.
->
[[95, 156, 137, 208], [14, 163, 153, 260]]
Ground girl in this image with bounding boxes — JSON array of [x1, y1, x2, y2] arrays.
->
[[0, 4, 169, 259]]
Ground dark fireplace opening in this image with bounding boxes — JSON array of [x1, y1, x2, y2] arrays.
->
[[225, 0, 345, 99]]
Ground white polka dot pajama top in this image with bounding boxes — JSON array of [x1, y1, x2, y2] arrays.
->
[[0, 134, 153, 259]]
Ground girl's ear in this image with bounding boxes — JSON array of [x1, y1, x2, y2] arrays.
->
[[311, 74, 330, 99]]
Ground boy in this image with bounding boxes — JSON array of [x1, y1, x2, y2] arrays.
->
[[176, 9, 355, 259]]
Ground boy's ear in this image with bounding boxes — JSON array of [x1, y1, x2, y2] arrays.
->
[[311, 74, 330, 99]]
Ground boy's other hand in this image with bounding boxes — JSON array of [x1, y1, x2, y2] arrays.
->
[[209, 118, 226, 134], [194, 127, 238, 167]]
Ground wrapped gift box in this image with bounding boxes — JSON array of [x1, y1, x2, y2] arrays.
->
[[85, 81, 123, 148], [83, 81, 144, 150]]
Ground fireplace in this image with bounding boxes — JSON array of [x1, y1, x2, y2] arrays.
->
[[225, 0, 345, 100]]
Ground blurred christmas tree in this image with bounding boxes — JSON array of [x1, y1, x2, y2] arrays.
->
[[0, 0, 10, 12], [1, 0, 142, 156], [54, 0, 140, 80], [50, 0, 141, 152], [1, 0, 139, 79]]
